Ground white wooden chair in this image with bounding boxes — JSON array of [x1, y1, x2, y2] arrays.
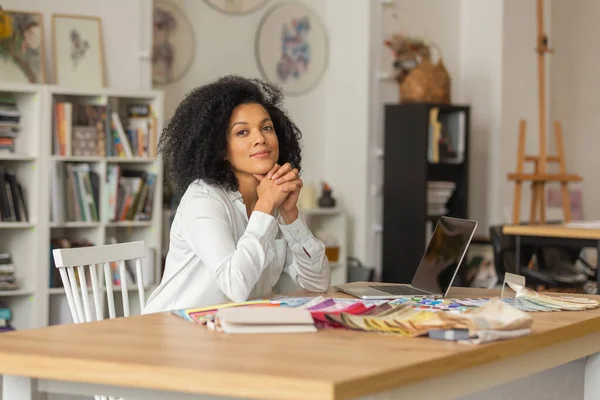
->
[[51, 241, 147, 323], [52, 241, 147, 400]]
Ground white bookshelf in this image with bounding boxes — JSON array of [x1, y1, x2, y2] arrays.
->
[[0, 82, 164, 331]]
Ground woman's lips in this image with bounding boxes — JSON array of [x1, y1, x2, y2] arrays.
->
[[251, 150, 271, 158]]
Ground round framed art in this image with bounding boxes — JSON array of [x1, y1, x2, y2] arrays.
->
[[255, 2, 328, 95], [204, 0, 269, 15], [152, 0, 196, 85]]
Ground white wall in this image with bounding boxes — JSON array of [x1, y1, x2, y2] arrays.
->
[[2, 0, 151, 90], [323, 0, 372, 264], [550, 0, 598, 220], [458, 0, 504, 232], [497, 0, 552, 225]]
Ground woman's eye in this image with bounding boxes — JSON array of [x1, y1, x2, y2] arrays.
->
[[237, 130, 248, 136], [263, 125, 273, 131]]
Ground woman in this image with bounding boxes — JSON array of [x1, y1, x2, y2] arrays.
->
[[143, 75, 330, 313]]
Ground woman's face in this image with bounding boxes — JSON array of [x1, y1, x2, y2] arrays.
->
[[226, 103, 279, 177]]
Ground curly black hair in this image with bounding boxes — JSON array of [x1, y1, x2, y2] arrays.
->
[[159, 75, 303, 196]]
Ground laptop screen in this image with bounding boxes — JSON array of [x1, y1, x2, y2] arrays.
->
[[411, 217, 477, 296]]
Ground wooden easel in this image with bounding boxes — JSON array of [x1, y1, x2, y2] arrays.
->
[[508, 0, 582, 225]]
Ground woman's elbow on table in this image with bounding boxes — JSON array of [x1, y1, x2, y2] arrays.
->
[[296, 259, 331, 293]]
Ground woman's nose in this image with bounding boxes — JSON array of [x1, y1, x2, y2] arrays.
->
[[253, 129, 267, 145]]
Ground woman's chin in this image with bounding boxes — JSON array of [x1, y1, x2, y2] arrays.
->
[[252, 160, 276, 175]]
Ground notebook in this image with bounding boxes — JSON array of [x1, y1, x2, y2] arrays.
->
[[215, 307, 316, 334]]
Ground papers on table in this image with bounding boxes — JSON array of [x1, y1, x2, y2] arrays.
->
[[502, 280, 600, 312], [170, 286, 599, 342]]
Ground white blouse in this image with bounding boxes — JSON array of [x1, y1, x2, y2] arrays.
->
[[142, 179, 331, 313]]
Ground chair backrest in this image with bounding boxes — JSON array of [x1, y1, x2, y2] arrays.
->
[[52, 241, 146, 324]]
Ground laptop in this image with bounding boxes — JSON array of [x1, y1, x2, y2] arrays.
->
[[336, 216, 477, 299]]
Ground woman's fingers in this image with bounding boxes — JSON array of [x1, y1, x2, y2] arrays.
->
[[282, 183, 299, 193], [271, 162, 292, 180], [266, 163, 280, 179], [274, 168, 299, 184], [281, 179, 303, 192]]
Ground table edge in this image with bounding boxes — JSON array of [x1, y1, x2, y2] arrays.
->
[[502, 224, 600, 240], [1, 313, 600, 400]]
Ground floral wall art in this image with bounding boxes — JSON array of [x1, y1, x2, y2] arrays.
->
[[0, 9, 46, 83], [52, 14, 106, 88], [255, 3, 328, 95]]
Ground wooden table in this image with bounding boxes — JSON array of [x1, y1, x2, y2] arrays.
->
[[503, 224, 600, 288], [1, 283, 600, 400]]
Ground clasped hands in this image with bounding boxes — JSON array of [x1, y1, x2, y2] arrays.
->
[[253, 162, 302, 224]]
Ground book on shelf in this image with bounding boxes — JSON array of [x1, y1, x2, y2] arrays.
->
[[0, 93, 19, 154], [105, 166, 157, 223], [428, 108, 441, 163], [0, 165, 28, 222], [0, 253, 17, 291], [428, 107, 466, 164], [0, 307, 15, 332], [51, 162, 99, 223], [53, 101, 157, 158]]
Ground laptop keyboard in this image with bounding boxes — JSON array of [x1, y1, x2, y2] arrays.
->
[[369, 285, 431, 296]]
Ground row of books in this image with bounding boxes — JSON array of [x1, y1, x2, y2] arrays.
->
[[0, 253, 17, 291], [51, 163, 100, 223], [106, 165, 157, 222], [53, 102, 157, 158], [51, 162, 157, 223], [0, 166, 28, 222], [0, 94, 19, 153], [427, 181, 456, 216]]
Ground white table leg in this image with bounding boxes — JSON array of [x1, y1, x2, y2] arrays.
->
[[585, 353, 600, 400], [2, 375, 35, 400]]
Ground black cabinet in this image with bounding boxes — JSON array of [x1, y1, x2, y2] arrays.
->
[[382, 103, 470, 283]]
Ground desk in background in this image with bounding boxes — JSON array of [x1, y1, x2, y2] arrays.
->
[[503, 224, 600, 291], [1, 284, 600, 400]]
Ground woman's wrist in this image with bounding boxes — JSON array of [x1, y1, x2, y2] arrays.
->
[[254, 199, 275, 215], [279, 207, 299, 224]]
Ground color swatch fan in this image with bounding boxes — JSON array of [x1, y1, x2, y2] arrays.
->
[[505, 281, 599, 311]]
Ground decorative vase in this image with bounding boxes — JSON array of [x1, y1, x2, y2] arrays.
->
[[318, 184, 336, 208]]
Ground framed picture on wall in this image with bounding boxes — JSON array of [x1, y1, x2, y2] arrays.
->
[[204, 0, 269, 15], [0, 9, 46, 83], [52, 14, 106, 88], [255, 3, 328, 95], [152, 0, 196, 85]]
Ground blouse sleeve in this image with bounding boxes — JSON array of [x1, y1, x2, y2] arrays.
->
[[277, 215, 331, 292], [180, 190, 278, 303]]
